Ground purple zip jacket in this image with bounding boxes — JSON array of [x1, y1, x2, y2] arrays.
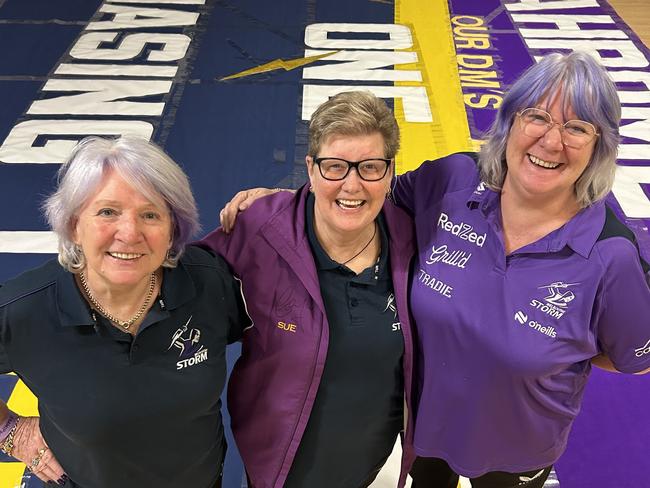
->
[[199, 184, 416, 488]]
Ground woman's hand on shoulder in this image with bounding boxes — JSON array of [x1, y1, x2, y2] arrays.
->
[[12, 416, 67, 485], [219, 187, 290, 233]]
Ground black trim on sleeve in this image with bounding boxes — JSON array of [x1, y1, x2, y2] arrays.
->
[[597, 205, 650, 275], [456, 151, 479, 164]]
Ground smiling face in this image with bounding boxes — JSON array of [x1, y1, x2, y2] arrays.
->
[[504, 92, 597, 207], [72, 168, 172, 291], [307, 132, 392, 241]]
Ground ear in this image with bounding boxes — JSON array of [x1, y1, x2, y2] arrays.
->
[[70, 216, 80, 245], [386, 159, 395, 192], [306, 155, 316, 188]]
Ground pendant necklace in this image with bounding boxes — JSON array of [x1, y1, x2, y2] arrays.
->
[[341, 221, 377, 265]]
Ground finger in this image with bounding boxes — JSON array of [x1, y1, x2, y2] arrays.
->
[[40, 448, 65, 479], [232, 190, 251, 211], [238, 189, 265, 211], [220, 203, 235, 233]]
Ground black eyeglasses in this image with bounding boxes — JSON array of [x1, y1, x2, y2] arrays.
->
[[312, 157, 392, 181]]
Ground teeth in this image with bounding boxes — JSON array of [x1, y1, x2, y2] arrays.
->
[[108, 252, 142, 260], [337, 199, 364, 208], [529, 154, 560, 169]]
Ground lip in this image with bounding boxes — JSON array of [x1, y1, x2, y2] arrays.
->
[[336, 199, 366, 210], [106, 251, 145, 261], [528, 153, 561, 170]]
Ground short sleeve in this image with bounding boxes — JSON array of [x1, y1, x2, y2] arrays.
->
[[207, 253, 251, 344], [594, 239, 650, 373], [391, 165, 421, 214], [392, 154, 480, 215], [0, 304, 14, 374], [225, 273, 250, 344]]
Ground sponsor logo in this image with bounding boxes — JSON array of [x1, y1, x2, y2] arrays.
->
[[383, 293, 401, 331], [530, 281, 579, 319], [437, 212, 486, 247], [417, 268, 453, 298], [426, 243, 472, 268], [168, 316, 209, 370], [634, 339, 650, 357], [514, 310, 528, 324], [473, 182, 486, 195], [514, 310, 557, 338]]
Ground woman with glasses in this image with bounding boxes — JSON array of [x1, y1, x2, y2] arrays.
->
[[199, 91, 415, 488], [399, 51, 650, 487], [221, 52, 650, 488]]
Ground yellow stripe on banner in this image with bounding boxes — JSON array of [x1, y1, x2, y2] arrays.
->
[[1, 378, 38, 487], [394, 0, 473, 174], [0, 462, 25, 488], [6, 378, 38, 416]]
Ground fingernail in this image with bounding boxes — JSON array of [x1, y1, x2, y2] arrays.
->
[[57, 474, 68, 485]]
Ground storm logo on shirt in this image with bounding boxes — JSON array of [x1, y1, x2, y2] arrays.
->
[[530, 281, 579, 319], [383, 293, 401, 331], [168, 315, 209, 370]]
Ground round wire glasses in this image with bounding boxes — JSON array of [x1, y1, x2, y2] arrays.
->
[[516, 108, 599, 149]]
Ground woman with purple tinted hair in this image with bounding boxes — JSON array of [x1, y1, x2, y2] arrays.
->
[[222, 51, 650, 488], [396, 51, 650, 487]]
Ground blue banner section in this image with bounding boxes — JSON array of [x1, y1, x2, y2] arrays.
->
[[0, 0, 398, 281]]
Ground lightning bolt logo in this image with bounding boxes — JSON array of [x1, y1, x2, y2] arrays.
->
[[220, 51, 338, 81]]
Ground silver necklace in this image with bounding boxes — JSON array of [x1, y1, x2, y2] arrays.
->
[[341, 221, 377, 265], [79, 271, 157, 331]]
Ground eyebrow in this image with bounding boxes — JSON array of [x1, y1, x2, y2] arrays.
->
[[91, 200, 167, 211]]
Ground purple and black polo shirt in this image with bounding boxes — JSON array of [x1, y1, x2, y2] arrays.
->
[[393, 153, 650, 477]]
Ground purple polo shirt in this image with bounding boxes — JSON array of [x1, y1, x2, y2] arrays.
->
[[393, 154, 650, 477]]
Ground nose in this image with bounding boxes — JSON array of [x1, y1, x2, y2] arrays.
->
[[540, 123, 564, 151], [341, 166, 363, 191], [115, 214, 143, 243]]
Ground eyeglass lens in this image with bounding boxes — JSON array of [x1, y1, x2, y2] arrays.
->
[[519, 108, 596, 148], [317, 158, 388, 181]]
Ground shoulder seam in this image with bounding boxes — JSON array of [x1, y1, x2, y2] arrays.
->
[[0, 281, 56, 308], [597, 206, 650, 274]]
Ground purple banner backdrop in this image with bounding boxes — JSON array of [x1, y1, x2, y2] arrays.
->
[[448, 0, 650, 259], [446, 2, 650, 488]]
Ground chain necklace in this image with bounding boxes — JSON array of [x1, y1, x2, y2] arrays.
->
[[341, 221, 377, 265], [79, 271, 157, 331]]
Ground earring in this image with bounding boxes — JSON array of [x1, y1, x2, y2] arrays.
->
[[69, 244, 86, 271], [163, 248, 176, 268]]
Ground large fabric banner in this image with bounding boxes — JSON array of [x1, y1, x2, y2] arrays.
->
[[447, 0, 650, 257], [0, 1, 648, 487]]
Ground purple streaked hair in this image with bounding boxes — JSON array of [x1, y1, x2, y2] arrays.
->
[[479, 51, 621, 207]]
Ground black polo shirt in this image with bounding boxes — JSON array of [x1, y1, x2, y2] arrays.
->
[[284, 194, 404, 488], [0, 246, 249, 488]]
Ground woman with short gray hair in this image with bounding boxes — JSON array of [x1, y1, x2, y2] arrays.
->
[[203, 90, 415, 488], [0, 136, 249, 488]]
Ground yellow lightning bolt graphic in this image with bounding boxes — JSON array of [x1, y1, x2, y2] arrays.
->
[[220, 51, 338, 81]]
